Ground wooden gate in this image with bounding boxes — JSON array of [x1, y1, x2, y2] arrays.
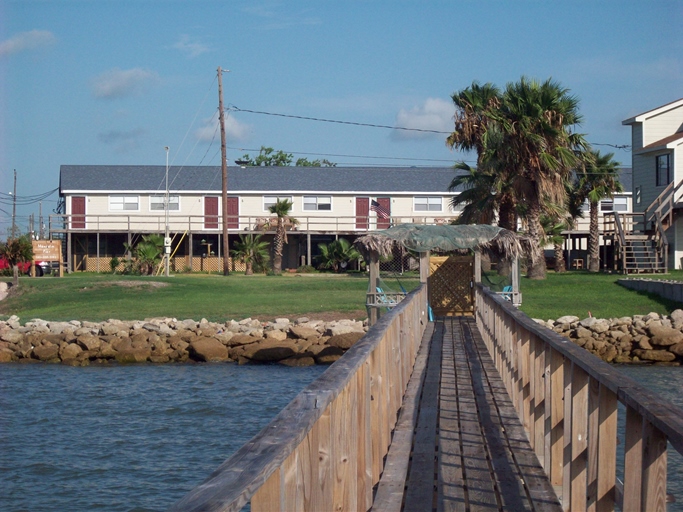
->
[[428, 255, 474, 316]]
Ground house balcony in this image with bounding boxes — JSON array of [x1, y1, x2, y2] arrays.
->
[[48, 213, 458, 237]]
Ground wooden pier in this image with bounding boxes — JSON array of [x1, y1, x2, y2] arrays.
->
[[170, 283, 683, 512], [372, 316, 560, 511]]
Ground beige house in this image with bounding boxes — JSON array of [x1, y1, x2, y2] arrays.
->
[[621, 98, 683, 271], [54, 165, 462, 272]]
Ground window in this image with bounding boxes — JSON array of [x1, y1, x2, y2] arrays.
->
[[150, 195, 179, 211], [263, 196, 293, 211], [656, 154, 671, 186], [600, 197, 628, 213], [303, 196, 331, 211], [614, 196, 628, 212], [109, 195, 139, 211], [414, 196, 442, 211]]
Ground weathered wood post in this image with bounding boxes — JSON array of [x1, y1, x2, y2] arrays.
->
[[368, 253, 379, 326]]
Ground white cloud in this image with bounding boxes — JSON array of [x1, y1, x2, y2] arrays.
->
[[195, 114, 250, 142], [392, 98, 454, 140], [91, 67, 160, 99], [97, 128, 145, 153], [0, 30, 56, 57], [242, 5, 321, 29], [172, 35, 211, 58]]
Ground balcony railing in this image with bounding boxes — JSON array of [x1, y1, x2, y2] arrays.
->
[[48, 213, 458, 235]]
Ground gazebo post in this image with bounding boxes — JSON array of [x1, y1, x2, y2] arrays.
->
[[512, 255, 520, 306], [474, 250, 482, 283], [419, 250, 430, 284], [368, 253, 380, 326]]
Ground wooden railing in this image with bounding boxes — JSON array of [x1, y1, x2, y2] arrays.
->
[[169, 284, 428, 512], [603, 211, 668, 272], [643, 178, 683, 231], [48, 213, 458, 234], [475, 284, 683, 511]]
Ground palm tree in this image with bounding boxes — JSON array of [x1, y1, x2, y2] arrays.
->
[[577, 150, 623, 272], [232, 234, 270, 275], [447, 82, 518, 232], [489, 77, 588, 279], [0, 235, 33, 287], [266, 199, 298, 274], [316, 238, 360, 272]]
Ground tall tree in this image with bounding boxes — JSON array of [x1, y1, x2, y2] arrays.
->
[[489, 77, 588, 279], [266, 199, 298, 274], [238, 146, 336, 167], [577, 150, 623, 272], [447, 82, 518, 231], [239, 146, 293, 166]]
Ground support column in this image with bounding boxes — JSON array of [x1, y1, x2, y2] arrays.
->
[[307, 232, 311, 266], [474, 250, 482, 283], [368, 255, 379, 326]]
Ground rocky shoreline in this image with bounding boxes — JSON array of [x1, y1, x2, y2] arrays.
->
[[535, 310, 683, 365], [5, 309, 683, 367], [0, 316, 368, 366]]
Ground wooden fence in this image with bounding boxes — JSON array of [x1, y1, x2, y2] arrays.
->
[[475, 284, 683, 512], [169, 284, 428, 512]]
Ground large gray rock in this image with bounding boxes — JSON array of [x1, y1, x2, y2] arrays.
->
[[189, 337, 230, 362], [32, 343, 60, 361], [648, 325, 683, 346], [59, 343, 83, 360], [1, 330, 23, 343], [633, 349, 676, 362], [76, 334, 102, 351], [327, 332, 365, 350], [289, 326, 320, 340], [115, 348, 152, 363]]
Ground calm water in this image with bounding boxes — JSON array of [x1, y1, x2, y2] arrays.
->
[[2, 363, 683, 511], [617, 365, 683, 510], [0, 363, 326, 512]]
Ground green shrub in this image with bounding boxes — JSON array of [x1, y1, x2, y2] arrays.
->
[[296, 265, 316, 273]]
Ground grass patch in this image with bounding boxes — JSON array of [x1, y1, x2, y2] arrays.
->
[[0, 273, 368, 322], [2, 270, 680, 323], [519, 270, 683, 320]]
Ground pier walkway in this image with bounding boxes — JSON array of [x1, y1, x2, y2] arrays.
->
[[170, 283, 683, 512], [373, 316, 561, 511]]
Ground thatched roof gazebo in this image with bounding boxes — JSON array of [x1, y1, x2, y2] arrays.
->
[[355, 224, 525, 324]]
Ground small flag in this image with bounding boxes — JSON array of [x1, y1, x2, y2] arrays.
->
[[371, 199, 390, 219]]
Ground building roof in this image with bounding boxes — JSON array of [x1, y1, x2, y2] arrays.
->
[[59, 165, 465, 194], [634, 132, 683, 154], [622, 97, 683, 125]]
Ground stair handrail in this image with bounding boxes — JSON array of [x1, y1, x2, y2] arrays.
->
[[653, 211, 669, 272], [643, 179, 683, 229], [613, 211, 627, 272]]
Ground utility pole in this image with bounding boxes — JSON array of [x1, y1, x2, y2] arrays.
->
[[11, 169, 17, 238], [218, 66, 230, 276], [39, 202, 45, 239], [164, 146, 170, 277]]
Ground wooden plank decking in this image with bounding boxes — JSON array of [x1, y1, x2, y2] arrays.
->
[[373, 317, 562, 511]]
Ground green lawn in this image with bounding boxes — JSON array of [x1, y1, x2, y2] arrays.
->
[[0, 273, 383, 322], [519, 270, 683, 320], [1, 270, 681, 323]]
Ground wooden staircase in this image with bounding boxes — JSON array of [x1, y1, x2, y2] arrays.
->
[[603, 179, 683, 273]]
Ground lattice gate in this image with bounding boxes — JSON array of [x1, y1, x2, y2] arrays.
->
[[428, 255, 474, 316]]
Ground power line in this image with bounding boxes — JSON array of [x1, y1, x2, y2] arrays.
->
[[228, 105, 453, 135], [228, 105, 632, 151], [227, 146, 460, 164]]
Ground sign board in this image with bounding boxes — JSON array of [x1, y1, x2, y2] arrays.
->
[[31, 240, 63, 277]]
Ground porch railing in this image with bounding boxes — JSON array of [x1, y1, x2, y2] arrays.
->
[[48, 213, 458, 234]]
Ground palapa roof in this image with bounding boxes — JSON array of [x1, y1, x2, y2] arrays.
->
[[354, 224, 525, 260]]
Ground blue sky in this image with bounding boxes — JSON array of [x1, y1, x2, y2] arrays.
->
[[1, 0, 682, 232]]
